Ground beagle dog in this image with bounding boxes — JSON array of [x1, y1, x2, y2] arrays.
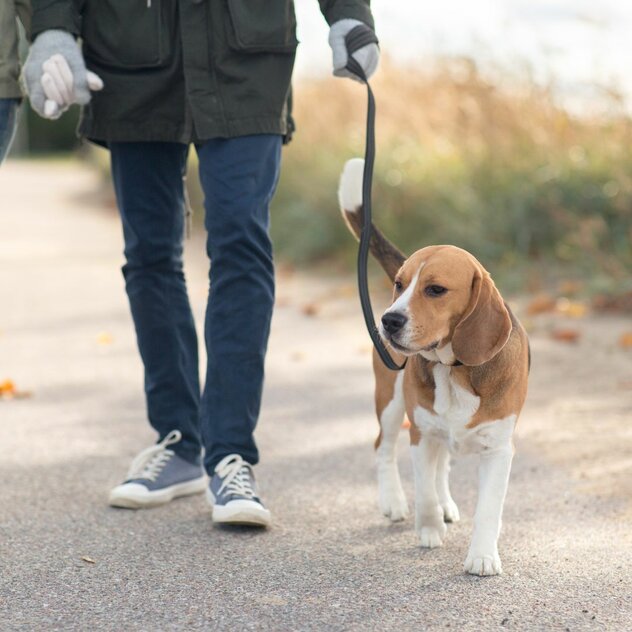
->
[[339, 159, 529, 576]]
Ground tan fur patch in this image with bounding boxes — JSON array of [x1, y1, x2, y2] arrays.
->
[[373, 347, 406, 449]]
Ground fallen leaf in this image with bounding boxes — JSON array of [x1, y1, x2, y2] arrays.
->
[[526, 294, 556, 315], [0, 380, 32, 400], [96, 332, 113, 346], [301, 303, 320, 317], [592, 291, 632, 314], [551, 329, 581, 343], [555, 298, 587, 318], [80, 556, 96, 564], [402, 417, 411, 429], [276, 263, 295, 279], [619, 333, 632, 349], [0, 379, 16, 396]]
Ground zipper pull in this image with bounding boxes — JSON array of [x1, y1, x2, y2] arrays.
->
[[147, 0, 151, 7]]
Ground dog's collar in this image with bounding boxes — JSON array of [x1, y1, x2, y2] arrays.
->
[[419, 342, 463, 367]]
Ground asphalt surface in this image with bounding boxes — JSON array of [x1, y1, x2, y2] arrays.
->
[[1, 161, 630, 631]]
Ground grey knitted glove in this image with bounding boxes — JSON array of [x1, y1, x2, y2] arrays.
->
[[22, 30, 103, 120], [328, 19, 379, 82]]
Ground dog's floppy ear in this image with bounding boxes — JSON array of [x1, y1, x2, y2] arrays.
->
[[451, 267, 512, 366]]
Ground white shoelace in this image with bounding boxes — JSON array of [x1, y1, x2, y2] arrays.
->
[[215, 454, 256, 499], [126, 430, 181, 482]]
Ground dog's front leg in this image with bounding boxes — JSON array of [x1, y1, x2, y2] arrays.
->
[[411, 435, 447, 548], [376, 373, 408, 521], [436, 443, 460, 523], [464, 446, 513, 576]]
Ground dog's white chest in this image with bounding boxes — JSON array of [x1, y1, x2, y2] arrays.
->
[[413, 364, 504, 454]]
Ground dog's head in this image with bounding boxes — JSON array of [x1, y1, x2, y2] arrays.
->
[[379, 245, 511, 366]]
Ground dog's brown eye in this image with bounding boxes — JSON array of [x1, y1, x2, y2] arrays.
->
[[425, 285, 447, 297], [394, 280, 403, 291]]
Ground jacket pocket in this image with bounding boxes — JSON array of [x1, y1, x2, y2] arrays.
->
[[82, 0, 173, 69], [225, 0, 298, 53]]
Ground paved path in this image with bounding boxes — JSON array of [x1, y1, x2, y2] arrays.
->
[[0, 160, 630, 631]]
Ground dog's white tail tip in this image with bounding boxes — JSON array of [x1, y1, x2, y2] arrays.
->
[[338, 158, 365, 213]]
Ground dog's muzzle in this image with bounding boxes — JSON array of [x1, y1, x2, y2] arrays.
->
[[381, 311, 408, 336]]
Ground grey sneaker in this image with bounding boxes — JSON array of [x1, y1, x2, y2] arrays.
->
[[207, 454, 271, 527], [109, 430, 206, 509]]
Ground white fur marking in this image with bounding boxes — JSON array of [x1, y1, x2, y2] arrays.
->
[[436, 444, 460, 522], [376, 372, 408, 521], [386, 262, 424, 316], [410, 439, 446, 547], [435, 342, 456, 365], [419, 349, 440, 362], [464, 427, 514, 576], [339, 158, 365, 212], [432, 364, 453, 415]]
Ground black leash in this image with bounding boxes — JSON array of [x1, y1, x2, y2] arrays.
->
[[345, 26, 407, 372]]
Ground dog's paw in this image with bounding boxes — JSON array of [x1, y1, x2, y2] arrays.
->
[[418, 525, 445, 548], [464, 550, 502, 576], [441, 498, 460, 523], [378, 482, 409, 522]]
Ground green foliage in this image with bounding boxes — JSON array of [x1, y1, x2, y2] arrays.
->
[[158, 58, 632, 291], [262, 59, 632, 289]]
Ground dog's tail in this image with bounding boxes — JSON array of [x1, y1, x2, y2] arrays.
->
[[338, 158, 406, 282]]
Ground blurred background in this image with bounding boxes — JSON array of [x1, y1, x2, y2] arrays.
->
[[8, 0, 632, 298], [2, 4, 631, 622]]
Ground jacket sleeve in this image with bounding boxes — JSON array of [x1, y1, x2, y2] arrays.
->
[[30, 0, 80, 40], [318, 0, 374, 29], [15, 0, 32, 39]]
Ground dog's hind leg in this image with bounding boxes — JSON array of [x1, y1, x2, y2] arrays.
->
[[374, 352, 408, 521], [436, 444, 460, 523]]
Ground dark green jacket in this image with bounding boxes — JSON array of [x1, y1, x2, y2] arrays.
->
[[31, 0, 374, 144], [0, 0, 31, 98]]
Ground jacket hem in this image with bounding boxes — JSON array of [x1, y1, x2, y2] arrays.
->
[[81, 116, 288, 145], [0, 80, 22, 99]]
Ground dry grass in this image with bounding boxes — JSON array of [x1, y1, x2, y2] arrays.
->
[[263, 58, 632, 293]]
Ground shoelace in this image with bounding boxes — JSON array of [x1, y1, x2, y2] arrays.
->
[[126, 429, 181, 482], [215, 454, 256, 499]]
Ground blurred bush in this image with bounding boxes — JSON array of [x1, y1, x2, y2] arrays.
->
[[195, 58, 631, 289], [140, 58, 632, 290]]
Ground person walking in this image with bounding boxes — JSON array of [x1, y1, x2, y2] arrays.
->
[[23, 0, 379, 527], [0, 0, 30, 164]]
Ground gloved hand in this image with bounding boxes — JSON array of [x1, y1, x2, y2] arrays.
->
[[22, 30, 103, 120], [328, 19, 379, 82]]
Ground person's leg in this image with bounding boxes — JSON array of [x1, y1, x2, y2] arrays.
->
[[109, 142, 202, 465], [0, 99, 20, 164], [196, 135, 281, 474]]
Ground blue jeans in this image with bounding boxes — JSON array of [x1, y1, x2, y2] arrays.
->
[[0, 98, 19, 164], [109, 136, 281, 473]]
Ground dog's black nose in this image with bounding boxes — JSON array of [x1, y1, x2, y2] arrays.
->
[[381, 311, 408, 334]]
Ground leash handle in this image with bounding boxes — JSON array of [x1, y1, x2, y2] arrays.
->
[[345, 26, 407, 372]]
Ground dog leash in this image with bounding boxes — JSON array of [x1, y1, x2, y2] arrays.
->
[[345, 26, 407, 372]]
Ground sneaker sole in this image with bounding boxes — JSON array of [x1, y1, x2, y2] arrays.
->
[[207, 490, 271, 527], [109, 477, 207, 509]]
